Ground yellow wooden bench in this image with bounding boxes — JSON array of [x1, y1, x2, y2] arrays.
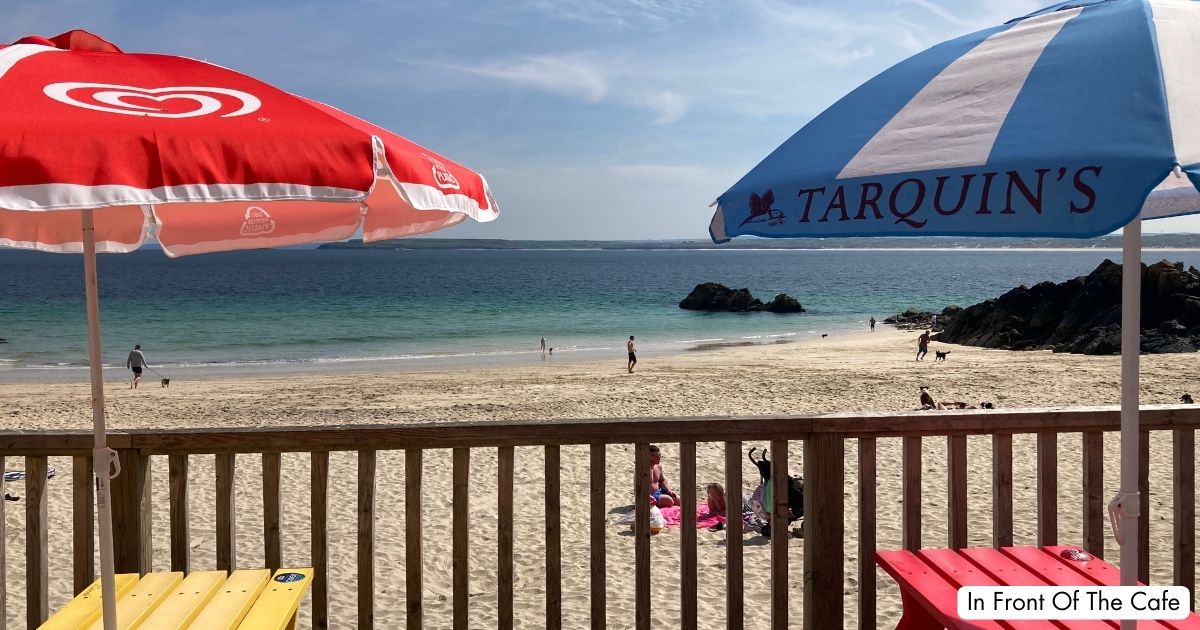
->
[[38, 568, 313, 630]]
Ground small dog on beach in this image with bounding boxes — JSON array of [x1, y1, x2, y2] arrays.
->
[[934, 350, 950, 362], [820, 334, 828, 338], [980, 402, 995, 409], [1182, 393, 1194, 404], [160, 378, 170, 388]]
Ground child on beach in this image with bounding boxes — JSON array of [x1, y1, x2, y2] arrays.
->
[[705, 483, 726, 515]]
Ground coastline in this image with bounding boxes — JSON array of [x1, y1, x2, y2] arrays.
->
[[3, 330, 1199, 628]]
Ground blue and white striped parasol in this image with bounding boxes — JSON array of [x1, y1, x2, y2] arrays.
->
[[710, 0, 1200, 618]]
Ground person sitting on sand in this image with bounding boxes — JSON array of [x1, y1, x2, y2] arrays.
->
[[648, 444, 678, 508], [705, 483, 726, 515], [920, 386, 976, 410]]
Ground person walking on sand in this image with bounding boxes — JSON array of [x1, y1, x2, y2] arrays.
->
[[126, 344, 147, 389], [627, 335, 637, 373], [540, 336, 547, 356], [915, 330, 930, 361], [869, 317, 876, 332]]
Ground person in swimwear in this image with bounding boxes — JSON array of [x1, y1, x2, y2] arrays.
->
[[648, 444, 678, 508]]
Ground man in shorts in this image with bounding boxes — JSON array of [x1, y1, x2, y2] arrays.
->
[[127, 344, 147, 389], [916, 330, 930, 361], [627, 335, 637, 373], [648, 444, 678, 508]]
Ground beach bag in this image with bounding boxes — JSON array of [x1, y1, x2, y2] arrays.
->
[[649, 505, 666, 534]]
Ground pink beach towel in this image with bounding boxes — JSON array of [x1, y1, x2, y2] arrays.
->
[[659, 505, 726, 529]]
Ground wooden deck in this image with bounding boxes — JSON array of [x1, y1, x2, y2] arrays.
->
[[0, 405, 1196, 629]]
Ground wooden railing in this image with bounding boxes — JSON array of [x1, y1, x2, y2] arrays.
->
[[0, 406, 1197, 629]]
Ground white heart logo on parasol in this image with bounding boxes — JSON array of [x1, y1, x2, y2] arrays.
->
[[43, 83, 261, 118]]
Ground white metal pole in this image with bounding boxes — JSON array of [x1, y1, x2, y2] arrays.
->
[[81, 208, 119, 630], [1115, 217, 1142, 630]]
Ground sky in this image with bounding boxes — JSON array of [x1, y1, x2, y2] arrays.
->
[[4, 0, 1197, 239]]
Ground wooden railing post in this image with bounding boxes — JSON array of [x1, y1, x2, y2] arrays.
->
[[769, 439, 789, 630], [634, 443, 650, 630], [1083, 431, 1104, 558], [499, 446, 515, 630], [1036, 432, 1058, 546], [110, 449, 151, 574], [26, 456, 48, 628], [168, 454, 189, 573], [859, 438, 877, 630], [545, 445, 562, 630], [1174, 429, 1196, 610], [73, 455, 95, 594], [1, 454, 5, 630], [724, 441, 743, 630], [215, 453, 236, 572], [680, 441, 697, 630], [902, 436, 922, 550], [452, 448, 469, 630], [405, 449, 423, 630], [311, 450, 330, 630], [804, 433, 844, 629], [992, 434, 1013, 548], [359, 450, 377, 629], [947, 435, 967, 549], [262, 452, 282, 572], [589, 444, 606, 630]]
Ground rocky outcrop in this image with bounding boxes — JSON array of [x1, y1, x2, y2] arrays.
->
[[937, 259, 1200, 354], [679, 283, 805, 313], [884, 306, 961, 331]]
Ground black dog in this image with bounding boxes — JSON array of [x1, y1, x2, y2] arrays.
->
[[748, 447, 804, 538], [1182, 393, 1194, 404], [820, 334, 828, 338], [934, 350, 950, 361], [161, 378, 170, 388], [980, 402, 995, 409]]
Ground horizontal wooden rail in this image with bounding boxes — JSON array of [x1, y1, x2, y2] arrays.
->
[[3, 405, 1198, 630], [3, 406, 1199, 456]]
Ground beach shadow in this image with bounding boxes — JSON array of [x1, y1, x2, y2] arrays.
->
[[609, 505, 634, 515], [715, 535, 770, 547]]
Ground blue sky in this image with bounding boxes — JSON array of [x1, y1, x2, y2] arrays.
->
[[5, 0, 1197, 239]]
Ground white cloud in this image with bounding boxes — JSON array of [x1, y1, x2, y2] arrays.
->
[[462, 55, 609, 101]]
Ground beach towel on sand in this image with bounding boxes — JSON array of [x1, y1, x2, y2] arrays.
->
[[614, 505, 726, 529]]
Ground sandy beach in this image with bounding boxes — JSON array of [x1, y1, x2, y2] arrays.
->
[[2, 328, 1199, 628]]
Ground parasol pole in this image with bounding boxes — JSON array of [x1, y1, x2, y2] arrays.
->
[[81, 208, 119, 630], [1113, 214, 1142, 630]]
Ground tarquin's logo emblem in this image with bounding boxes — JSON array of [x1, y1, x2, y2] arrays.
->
[[424, 154, 460, 190], [739, 190, 785, 228], [240, 206, 276, 236], [43, 83, 261, 118]]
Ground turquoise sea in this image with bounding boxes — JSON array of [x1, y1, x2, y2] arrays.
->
[[2, 247, 1199, 382]]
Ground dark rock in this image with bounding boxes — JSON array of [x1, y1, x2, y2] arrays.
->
[[679, 283, 804, 313], [883, 305, 958, 331], [765, 293, 805, 313], [940, 259, 1200, 355]]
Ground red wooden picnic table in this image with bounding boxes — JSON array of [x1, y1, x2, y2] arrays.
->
[[876, 545, 1200, 630]]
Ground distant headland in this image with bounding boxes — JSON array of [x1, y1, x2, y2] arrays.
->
[[318, 234, 1200, 251]]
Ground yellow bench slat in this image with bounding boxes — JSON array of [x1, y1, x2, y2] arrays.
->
[[136, 571, 227, 630], [236, 568, 313, 630], [38, 574, 139, 630], [85, 572, 183, 630], [186, 569, 271, 630]]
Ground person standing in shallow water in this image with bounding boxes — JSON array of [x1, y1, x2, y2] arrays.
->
[[627, 335, 637, 373], [540, 336, 547, 357], [126, 344, 147, 389], [869, 317, 876, 332]]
